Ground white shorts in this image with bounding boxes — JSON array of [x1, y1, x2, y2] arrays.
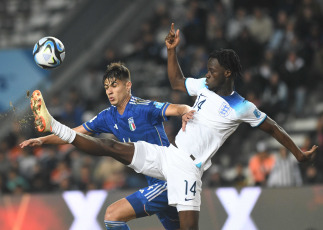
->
[[129, 141, 203, 211]]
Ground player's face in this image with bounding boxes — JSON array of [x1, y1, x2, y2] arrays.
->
[[104, 78, 131, 106], [205, 58, 231, 91]]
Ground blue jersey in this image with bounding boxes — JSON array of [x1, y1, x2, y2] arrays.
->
[[83, 96, 170, 185]]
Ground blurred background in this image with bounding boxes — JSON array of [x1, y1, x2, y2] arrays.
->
[[0, 0, 323, 229]]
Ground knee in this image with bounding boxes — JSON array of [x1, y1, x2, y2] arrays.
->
[[105, 205, 123, 221]]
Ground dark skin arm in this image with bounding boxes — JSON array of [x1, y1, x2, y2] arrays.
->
[[258, 117, 318, 162], [165, 23, 187, 92]]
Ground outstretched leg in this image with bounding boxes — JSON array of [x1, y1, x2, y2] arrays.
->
[[31, 90, 134, 165], [73, 132, 134, 165]]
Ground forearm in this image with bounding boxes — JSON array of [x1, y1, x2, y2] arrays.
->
[[177, 104, 192, 116], [167, 49, 186, 91], [165, 104, 192, 117], [269, 123, 305, 162]]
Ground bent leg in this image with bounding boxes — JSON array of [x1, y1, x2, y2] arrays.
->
[[105, 198, 136, 221], [73, 133, 135, 165], [127, 182, 180, 230], [104, 198, 135, 230]]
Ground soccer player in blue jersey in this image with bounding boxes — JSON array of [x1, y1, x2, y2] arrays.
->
[[20, 62, 193, 230]]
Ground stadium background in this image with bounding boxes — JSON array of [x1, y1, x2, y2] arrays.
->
[[0, 0, 323, 229]]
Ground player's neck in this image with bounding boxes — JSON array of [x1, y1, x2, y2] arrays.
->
[[214, 83, 234, 96], [117, 94, 131, 115]]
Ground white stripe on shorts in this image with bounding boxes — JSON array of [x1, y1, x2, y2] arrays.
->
[[145, 182, 167, 201], [147, 186, 167, 202]]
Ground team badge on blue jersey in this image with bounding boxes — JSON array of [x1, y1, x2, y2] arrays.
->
[[253, 109, 261, 118], [218, 102, 231, 117], [128, 117, 136, 131]]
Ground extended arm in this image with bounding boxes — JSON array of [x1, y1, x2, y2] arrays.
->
[[165, 23, 187, 92], [20, 125, 91, 148], [165, 104, 193, 117], [165, 104, 195, 131], [258, 117, 318, 162]]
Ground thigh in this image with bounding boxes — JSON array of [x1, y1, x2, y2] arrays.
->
[[166, 147, 203, 210], [130, 141, 167, 180], [126, 182, 180, 230]]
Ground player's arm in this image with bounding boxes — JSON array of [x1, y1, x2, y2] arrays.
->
[[20, 125, 91, 148], [165, 23, 187, 92], [165, 104, 195, 131], [258, 117, 318, 162], [164, 104, 193, 117]]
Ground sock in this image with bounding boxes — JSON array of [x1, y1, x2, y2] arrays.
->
[[51, 118, 76, 143], [104, 220, 130, 230]]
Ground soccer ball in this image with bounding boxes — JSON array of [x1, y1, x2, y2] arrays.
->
[[33, 36, 65, 69]]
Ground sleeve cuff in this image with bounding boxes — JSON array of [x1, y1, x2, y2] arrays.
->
[[253, 115, 267, 128], [83, 123, 95, 133], [161, 102, 170, 121]]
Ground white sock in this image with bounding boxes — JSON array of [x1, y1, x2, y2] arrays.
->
[[51, 118, 76, 143]]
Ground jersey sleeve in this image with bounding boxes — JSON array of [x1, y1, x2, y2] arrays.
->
[[82, 109, 112, 134], [185, 78, 207, 96], [239, 101, 267, 127], [146, 101, 170, 126]]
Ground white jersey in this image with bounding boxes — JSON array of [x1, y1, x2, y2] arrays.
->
[[175, 78, 267, 171]]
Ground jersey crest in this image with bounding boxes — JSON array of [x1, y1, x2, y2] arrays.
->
[[218, 102, 231, 117], [128, 117, 136, 131]]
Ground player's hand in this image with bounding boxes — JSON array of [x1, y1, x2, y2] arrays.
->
[[19, 138, 43, 148], [165, 23, 180, 50], [182, 110, 195, 131], [301, 145, 318, 162]]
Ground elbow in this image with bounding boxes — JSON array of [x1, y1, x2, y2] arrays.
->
[[172, 84, 183, 91], [169, 79, 186, 92], [169, 82, 181, 91]]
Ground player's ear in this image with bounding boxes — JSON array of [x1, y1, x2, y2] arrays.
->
[[224, 70, 232, 78], [126, 81, 132, 93]]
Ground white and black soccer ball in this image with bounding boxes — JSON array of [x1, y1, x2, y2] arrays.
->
[[33, 36, 65, 69]]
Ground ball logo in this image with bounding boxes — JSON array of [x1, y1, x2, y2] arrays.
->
[[219, 102, 231, 117]]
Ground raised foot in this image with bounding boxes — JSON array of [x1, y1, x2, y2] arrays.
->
[[30, 90, 52, 132]]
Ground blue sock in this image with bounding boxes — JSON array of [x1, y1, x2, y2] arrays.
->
[[104, 220, 130, 230]]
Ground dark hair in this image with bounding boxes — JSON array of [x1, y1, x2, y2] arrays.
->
[[102, 62, 131, 85], [209, 49, 242, 78]]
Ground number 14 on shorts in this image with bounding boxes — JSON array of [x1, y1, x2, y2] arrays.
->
[[184, 180, 196, 201]]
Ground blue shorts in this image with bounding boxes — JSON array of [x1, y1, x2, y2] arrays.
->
[[126, 181, 180, 230]]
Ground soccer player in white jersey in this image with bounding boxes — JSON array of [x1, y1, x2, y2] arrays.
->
[[27, 23, 317, 230]]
